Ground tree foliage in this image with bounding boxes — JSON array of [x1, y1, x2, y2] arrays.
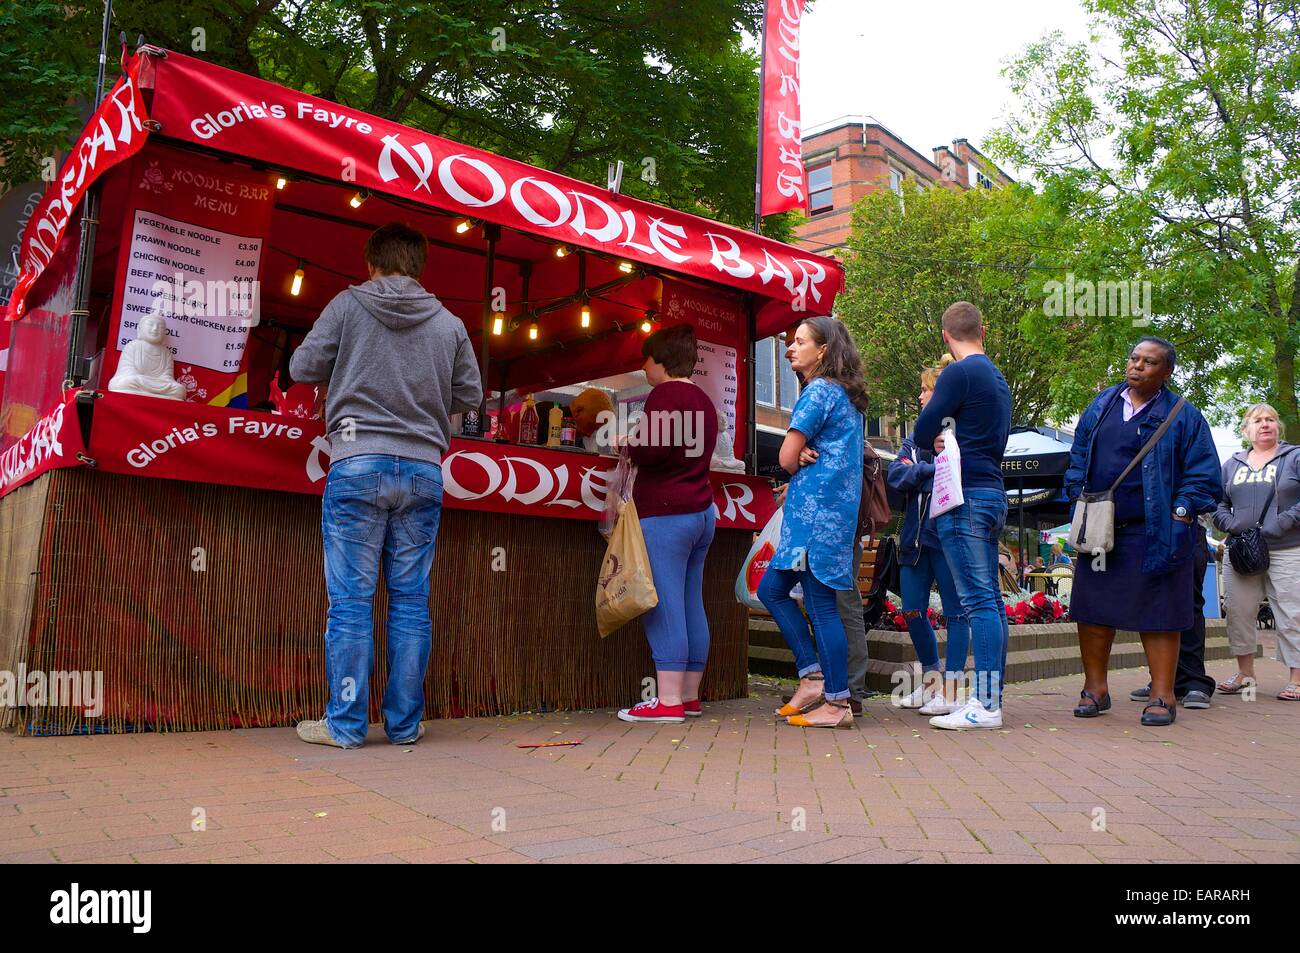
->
[[987, 0, 1300, 430], [1, 0, 802, 239], [836, 183, 1121, 428]]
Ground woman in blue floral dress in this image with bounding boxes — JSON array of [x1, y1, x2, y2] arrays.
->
[[759, 316, 867, 729]]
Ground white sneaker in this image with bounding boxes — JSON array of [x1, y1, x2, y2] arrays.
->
[[919, 693, 961, 716], [893, 680, 938, 709], [929, 696, 1002, 730]]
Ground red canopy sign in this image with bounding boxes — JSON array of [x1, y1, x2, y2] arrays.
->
[[141, 51, 840, 312], [73, 391, 775, 529], [6, 52, 150, 322]]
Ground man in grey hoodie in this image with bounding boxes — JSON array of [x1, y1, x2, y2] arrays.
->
[[289, 222, 482, 748]]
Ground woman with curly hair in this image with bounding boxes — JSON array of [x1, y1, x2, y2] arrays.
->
[[759, 316, 868, 729]]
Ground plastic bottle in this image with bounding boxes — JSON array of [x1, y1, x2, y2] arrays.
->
[[517, 394, 540, 446]]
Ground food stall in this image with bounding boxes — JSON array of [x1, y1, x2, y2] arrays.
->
[[0, 47, 843, 734]]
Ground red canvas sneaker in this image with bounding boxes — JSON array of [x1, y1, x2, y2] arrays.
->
[[617, 698, 685, 723], [683, 699, 702, 717]]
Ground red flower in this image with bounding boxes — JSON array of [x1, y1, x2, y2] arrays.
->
[[884, 599, 897, 614], [892, 614, 907, 630], [1030, 591, 1048, 609]]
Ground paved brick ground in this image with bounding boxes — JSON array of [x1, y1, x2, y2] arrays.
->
[[2, 637, 1298, 864]]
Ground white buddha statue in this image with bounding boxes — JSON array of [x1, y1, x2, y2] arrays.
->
[[711, 410, 745, 471], [109, 314, 187, 400]]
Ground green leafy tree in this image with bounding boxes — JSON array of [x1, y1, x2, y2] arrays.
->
[[0, 2, 101, 186], [837, 183, 1123, 428], [2, 0, 805, 240], [988, 0, 1300, 429]]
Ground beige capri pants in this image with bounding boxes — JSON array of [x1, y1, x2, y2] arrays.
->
[[1222, 545, 1300, 669]]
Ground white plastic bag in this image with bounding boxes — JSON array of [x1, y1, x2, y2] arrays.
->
[[735, 505, 802, 609], [929, 428, 964, 519], [598, 447, 637, 540]]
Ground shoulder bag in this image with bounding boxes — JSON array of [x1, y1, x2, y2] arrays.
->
[[1068, 396, 1185, 554]]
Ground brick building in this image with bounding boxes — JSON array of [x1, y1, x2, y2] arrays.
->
[[753, 117, 1013, 469]]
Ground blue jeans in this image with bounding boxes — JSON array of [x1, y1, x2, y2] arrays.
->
[[321, 454, 444, 747], [900, 545, 970, 679], [936, 487, 1009, 710], [759, 568, 851, 701], [640, 508, 716, 672]]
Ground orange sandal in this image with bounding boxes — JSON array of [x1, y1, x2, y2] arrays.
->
[[775, 673, 824, 717]]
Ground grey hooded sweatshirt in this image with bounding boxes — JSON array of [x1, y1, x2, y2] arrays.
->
[[1212, 441, 1300, 550], [289, 275, 482, 467]]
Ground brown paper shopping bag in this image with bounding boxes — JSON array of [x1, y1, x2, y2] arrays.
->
[[595, 499, 659, 637]]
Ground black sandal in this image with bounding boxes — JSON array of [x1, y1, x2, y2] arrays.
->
[[1073, 689, 1112, 718], [1141, 697, 1177, 726]]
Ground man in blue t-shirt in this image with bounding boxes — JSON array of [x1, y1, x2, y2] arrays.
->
[[912, 302, 1013, 729]]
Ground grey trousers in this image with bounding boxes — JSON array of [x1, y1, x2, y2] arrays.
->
[[841, 542, 869, 700]]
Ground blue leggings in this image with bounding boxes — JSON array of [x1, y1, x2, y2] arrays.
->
[[900, 545, 970, 679], [758, 567, 851, 701], [639, 508, 716, 672]]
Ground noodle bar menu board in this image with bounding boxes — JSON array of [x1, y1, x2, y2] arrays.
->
[[105, 148, 275, 405]]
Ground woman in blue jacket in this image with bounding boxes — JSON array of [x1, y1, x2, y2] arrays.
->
[[887, 357, 969, 716], [1064, 338, 1222, 726]]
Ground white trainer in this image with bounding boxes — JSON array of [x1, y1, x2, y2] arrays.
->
[[919, 693, 961, 716], [893, 680, 938, 709], [929, 696, 1002, 730]]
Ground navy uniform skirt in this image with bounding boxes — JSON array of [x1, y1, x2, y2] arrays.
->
[[1070, 524, 1194, 632]]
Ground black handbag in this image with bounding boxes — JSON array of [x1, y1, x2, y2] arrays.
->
[[1227, 448, 1296, 576]]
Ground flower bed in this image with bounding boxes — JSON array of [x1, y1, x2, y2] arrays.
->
[[879, 590, 1070, 632]]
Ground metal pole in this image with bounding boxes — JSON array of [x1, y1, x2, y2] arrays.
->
[[1018, 476, 1026, 574], [478, 223, 499, 419], [752, 6, 767, 234], [745, 295, 758, 475], [65, 0, 115, 386]]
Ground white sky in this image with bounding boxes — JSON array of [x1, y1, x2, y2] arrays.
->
[[794, 0, 1243, 460], [798, 0, 1096, 175]]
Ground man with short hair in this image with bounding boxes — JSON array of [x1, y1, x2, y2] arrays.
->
[[912, 302, 1013, 729], [290, 222, 482, 748]]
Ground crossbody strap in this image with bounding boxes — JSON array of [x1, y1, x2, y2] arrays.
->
[[1108, 395, 1186, 494], [1249, 446, 1297, 528]]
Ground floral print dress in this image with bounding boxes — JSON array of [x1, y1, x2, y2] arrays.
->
[[773, 378, 864, 590]]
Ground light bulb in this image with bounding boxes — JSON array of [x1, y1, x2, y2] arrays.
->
[[276, 176, 288, 190], [349, 190, 368, 208], [640, 319, 653, 333], [529, 321, 539, 340], [580, 306, 591, 328], [455, 219, 473, 234], [291, 267, 304, 297], [491, 314, 504, 335], [618, 261, 633, 273], [554, 245, 568, 258]]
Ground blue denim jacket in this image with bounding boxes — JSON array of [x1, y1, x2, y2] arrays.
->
[[1064, 384, 1222, 574], [886, 435, 940, 565]]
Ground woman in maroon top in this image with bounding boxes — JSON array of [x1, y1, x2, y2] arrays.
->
[[617, 324, 720, 725]]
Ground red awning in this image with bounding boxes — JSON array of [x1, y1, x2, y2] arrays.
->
[[134, 49, 840, 337]]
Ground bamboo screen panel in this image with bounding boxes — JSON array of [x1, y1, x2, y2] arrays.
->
[[14, 468, 749, 735]]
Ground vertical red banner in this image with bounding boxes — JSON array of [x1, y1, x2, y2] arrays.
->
[[759, 0, 807, 217]]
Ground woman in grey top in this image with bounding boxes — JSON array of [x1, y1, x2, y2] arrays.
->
[[1212, 404, 1300, 700]]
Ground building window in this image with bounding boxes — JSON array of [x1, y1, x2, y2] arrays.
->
[[808, 163, 833, 214], [889, 167, 904, 194], [976, 171, 994, 190], [778, 335, 799, 410], [867, 416, 882, 437], [755, 336, 775, 406]]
